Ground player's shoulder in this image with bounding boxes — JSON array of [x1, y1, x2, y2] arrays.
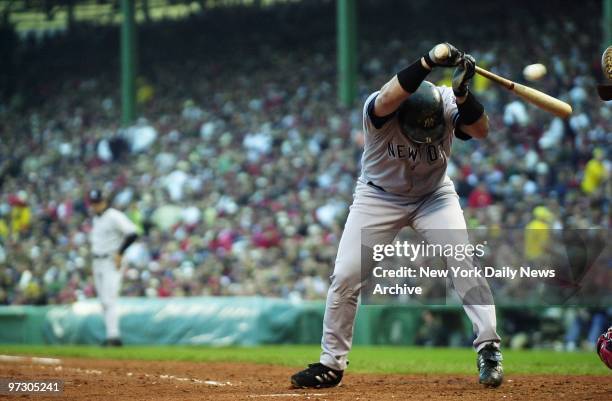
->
[[435, 85, 459, 116], [435, 85, 455, 102], [105, 208, 126, 219], [434, 85, 461, 130], [363, 90, 397, 132], [363, 91, 380, 111]]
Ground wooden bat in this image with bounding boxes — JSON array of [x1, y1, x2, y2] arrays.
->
[[474, 66, 573, 119], [431, 44, 572, 118]]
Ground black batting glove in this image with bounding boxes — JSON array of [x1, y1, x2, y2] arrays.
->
[[424, 43, 464, 68], [452, 54, 476, 97]]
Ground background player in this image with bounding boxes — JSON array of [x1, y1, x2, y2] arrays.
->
[[291, 43, 504, 388], [88, 190, 138, 346], [597, 326, 612, 369]]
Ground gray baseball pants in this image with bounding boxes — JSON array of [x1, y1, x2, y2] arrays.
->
[[320, 180, 501, 370]]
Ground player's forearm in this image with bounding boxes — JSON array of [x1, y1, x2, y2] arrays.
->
[[376, 43, 464, 118], [117, 233, 138, 256], [375, 58, 431, 117], [375, 77, 410, 117], [457, 92, 489, 139], [460, 113, 489, 139]]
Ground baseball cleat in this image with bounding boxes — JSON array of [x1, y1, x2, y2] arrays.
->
[[291, 362, 344, 388], [477, 344, 504, 387]]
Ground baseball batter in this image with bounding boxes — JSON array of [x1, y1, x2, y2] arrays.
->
[[291, 43, 503, 388], [88, 190, 138, 346]]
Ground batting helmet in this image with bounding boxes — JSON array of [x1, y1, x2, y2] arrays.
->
[[397, 81, 445, 144], [88, 189, 105, 203]]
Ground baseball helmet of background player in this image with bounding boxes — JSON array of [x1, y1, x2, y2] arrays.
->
[[89, 189, 104, 204], [397, 80, 445, 144], [597, 45, 612, 101]]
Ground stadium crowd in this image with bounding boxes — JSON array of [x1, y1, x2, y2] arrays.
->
[[0, 0, 609, 349]]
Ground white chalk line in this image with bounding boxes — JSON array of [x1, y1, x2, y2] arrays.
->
[[0, 355, 333, 399], [0, 354, 62, 365], [49, 365, 234, 386], [53, 366, 102, 375], [139, 372, 233, 386], [0, 358, 330, 398], [0, 357, 326, 398], [2, 355, 235, 387]]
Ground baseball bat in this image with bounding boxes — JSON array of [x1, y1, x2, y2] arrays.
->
[[474, 66, 573, 119], [431, 44, 572, 118]]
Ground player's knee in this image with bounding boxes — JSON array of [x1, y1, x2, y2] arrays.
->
[[329, 270, 362, 299], [100, 299, 112, 311]]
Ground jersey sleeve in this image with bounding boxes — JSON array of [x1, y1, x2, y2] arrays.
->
[[111, 209, 137, 236], [439, 86, 459, 128], [438, 85, 472, 141], [363, 91, 396, 134]]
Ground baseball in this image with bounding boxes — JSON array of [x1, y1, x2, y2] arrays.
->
[[523, 63, 547, 81]]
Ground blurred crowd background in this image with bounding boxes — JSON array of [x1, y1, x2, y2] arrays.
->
[[0, 0, 610, 349]]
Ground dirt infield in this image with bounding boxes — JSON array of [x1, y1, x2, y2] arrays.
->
[[0, 357, 610, 400]]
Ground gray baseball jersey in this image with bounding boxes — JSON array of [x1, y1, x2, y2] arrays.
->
[[359, 85, 459, 197]]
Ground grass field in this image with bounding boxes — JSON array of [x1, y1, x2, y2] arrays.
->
[[0, 345, 608, 376]]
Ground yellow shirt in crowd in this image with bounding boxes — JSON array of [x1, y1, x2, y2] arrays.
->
[[581, 158, 606, 195], [524, 219, 550, 260]]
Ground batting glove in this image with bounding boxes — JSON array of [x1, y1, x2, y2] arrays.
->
[[452, 54, 476, 97], [424, 43, 464, 68]]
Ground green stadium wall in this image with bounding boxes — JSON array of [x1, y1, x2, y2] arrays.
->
[[0, 297, 477, 345]]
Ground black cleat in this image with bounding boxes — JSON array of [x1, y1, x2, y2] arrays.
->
[[477, 344, 504, 387], [102, 338, 123, 347], [291, 363, 344, 388]]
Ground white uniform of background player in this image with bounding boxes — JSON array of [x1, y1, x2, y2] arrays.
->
[[88, 190, 137, 345]]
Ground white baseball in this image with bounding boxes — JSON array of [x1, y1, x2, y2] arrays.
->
[[523, 63, 547, 81]]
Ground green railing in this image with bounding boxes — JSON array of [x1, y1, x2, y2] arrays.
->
[[0, 297, 588, 345]]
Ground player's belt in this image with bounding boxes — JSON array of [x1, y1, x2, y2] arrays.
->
[[93, 253, 111, 259], [367, 181, 386, 192]]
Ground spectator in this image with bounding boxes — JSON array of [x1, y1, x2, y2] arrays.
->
[[468, 183, 493, 209], [581, 148, 608, 195], [524, 206, 554, 261]]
